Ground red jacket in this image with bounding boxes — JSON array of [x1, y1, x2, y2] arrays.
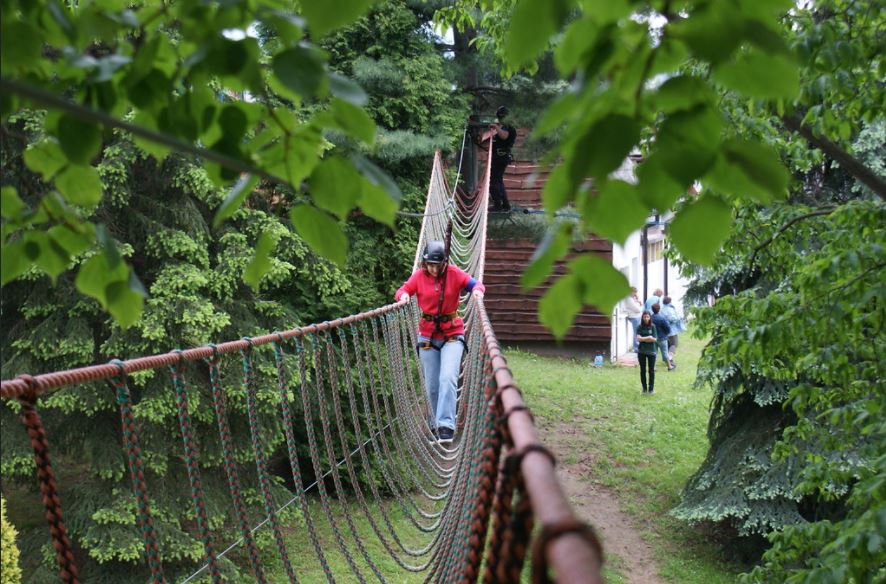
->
[[395, 265, 486, 339]]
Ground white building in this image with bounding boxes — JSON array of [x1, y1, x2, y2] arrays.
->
[[608, 157, 691, 358]]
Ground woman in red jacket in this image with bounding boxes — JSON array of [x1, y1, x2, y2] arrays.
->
[[395, 241, 486, 444]]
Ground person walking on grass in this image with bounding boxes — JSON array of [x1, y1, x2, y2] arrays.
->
[[636, 311, 658, 394], [623, 287, 644, 352], [396, 240, 485, 445], [651, 303, 675, 370], [661, 296, 685, 364], [644, 287, 663, 313]]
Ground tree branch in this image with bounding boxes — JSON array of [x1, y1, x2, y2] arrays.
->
[[0, 77, 283, 184], [749, 206, 837, 266], [463, 85, 510, 95], [780, 113, 886, 200]]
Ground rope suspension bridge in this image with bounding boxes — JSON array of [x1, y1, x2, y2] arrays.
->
[[0, 142, 603, 583]]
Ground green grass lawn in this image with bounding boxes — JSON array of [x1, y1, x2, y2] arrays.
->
[[506, 332, 741, 583]]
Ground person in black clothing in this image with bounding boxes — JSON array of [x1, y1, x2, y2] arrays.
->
[[489, 105, 516, 212], [651, 303, 675, 370], [636, 311, 658, 394]]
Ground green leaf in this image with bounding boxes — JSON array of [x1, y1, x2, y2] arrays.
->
[[75, 251, 143, 327], [521, 223, 572, 289], [538, 272, 583, 339], [652, 75, 717, 114], [654, 105, 723, 187], [672, 2, 745, 65], [318, 98, 376, 145], [24, 140, 68, 181], [1, 21, 42, 70], [554, 17, 598, 75], [272, 47, 327, 99], [1, 186, 25, 219], [505, 0, 571, 69], [48, 224, 94, 257], [0, 241, 29, 285], [358, 182, 398, 225], [217, 104, 249, 145], [55, 165, 103, 206], [542, 163, 574, 213], [668, 195, 733, 265], [57, 116, 102, 166], [213, 174, 259, 228], [299, 0, 374, 38], [570, 253, 630, 318], [569, 114, 640, 183], [636, 154, 685, 210], [328, 72, 368, 106], [704, 139, 789, 202], [583, 180, 649, 245], [308, 157, 362, 219], [290, 205, 348, 265], [713, 51, 800, 100], [132, 111, 171, 161], [535, 92, 580, 137], [26, 231, 69, 281], [243, 230, 279, 291], [580, 0, 631, 23], [351, 154, 402, 202]]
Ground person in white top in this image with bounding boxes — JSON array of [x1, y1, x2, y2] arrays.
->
[[622, 287, 644, 352]]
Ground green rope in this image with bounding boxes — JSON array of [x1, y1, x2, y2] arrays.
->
[[240, 338, 298, 584], [109, 360, 166, 584], [168, 354, 222, 583], [204, 345, 266, 583]]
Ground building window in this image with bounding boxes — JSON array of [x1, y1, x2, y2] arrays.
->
[[647, 240, 664, 263]]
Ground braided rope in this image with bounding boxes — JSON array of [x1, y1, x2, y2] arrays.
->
[[240, 339, 298, 583], [296, 335, 368, 583], [168, 355, 222, 583], [332, 327, 434, 570], [272, 338, 336, 583], [14, 377, 80, 584], [108, 361, 165, 583], [461, 356, 501, 582], [313, 331, 387, 582], [204, 347, 266, 583]]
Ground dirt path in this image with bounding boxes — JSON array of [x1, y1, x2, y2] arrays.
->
[[539, 422, 666, 584]]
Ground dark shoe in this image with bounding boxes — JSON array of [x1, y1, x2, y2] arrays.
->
[[427, 428, 438, 444], [437, 427, 454, 445]]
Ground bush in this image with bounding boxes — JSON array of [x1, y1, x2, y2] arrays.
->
[[1, 497, 22, 584]]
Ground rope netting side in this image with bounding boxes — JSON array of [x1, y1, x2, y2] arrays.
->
[[205, 347, 266, 583], [109, 362, 166, 584], [240, 340, 298, 584], [168, 357, 222, 584]]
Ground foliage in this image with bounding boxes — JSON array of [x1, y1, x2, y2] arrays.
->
[[0, 2, 466, 580], [435, 0, 885, 338], [669, 111, 886, 580], [0, 0, 404, 327], [1, 497, 22, 584]]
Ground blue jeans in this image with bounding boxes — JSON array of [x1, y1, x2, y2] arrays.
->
[[657, 338, 670, 365], [418, 335, 464, 431], [628, 317, 640, 352]]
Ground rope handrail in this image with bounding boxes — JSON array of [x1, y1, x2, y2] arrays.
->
[[0, 301, 406, 399]]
